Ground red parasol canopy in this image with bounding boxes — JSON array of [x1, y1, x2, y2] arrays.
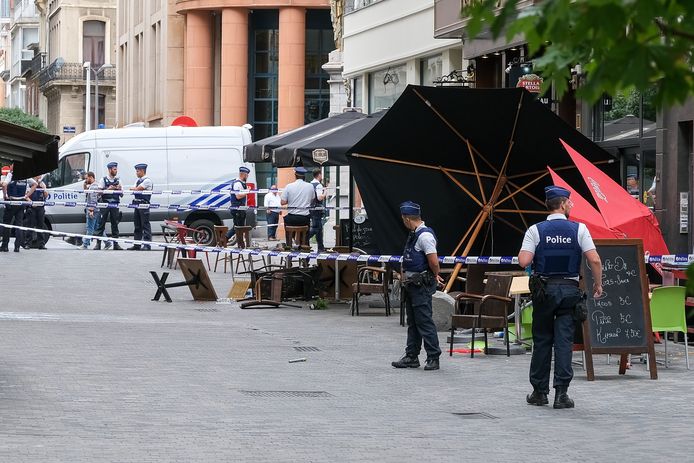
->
[[560, 140, 670, 257], [548, 167, 621, 240]]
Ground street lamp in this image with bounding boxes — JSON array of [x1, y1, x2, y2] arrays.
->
[[92, 63, 113, 129], [83, 61, 91, 131]]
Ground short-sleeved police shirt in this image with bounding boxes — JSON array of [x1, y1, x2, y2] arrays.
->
[[520, 213, 596, 254]]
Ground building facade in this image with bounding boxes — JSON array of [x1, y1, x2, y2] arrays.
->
[[0, 0, 10, 106], [342, 0, 462, 113], [116, 0, 184, 127], [7, 0, 39, 111], [26, 0, 117, 142]]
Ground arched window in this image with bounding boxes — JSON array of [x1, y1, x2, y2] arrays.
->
[[83, 20, 105, 67]]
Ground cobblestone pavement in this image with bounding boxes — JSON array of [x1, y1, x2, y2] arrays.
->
[[0, 238, 692, 462]]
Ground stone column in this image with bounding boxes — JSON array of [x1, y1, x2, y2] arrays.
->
[[277, 7, 306, 188], [220, 8, 248, 126], [184, 11, 214, 126]]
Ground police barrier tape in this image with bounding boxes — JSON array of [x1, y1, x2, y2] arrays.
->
[[0, 199, 362, 212], [29, 186, 341, 196], [1, 223, 693, 266]]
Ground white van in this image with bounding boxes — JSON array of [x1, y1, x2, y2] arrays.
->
[[43, 125, 256, 244]]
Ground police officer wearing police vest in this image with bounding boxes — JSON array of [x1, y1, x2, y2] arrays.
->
[[392, 201, 443, 371], [94, 161, 123, 250], [128, 163, 153, 251], [24, 174, 48, 249], [308, 168, 326, 252], [1, 168, 30, 252], [518, 186, 603, 409], [226, 166, 250, 241]]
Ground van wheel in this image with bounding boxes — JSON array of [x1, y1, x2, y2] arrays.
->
[[188, 219, 215, 245]]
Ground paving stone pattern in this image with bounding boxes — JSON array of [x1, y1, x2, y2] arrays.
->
[[0, 238, 692, 462]]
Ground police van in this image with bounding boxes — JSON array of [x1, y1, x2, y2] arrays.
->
[[43, 125, 256, 245]]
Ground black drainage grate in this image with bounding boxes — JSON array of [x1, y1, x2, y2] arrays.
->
[[195, 308, 219, 312], [240, 390, 332, 398], [293, 346, 321, 352], [452, 412, 498, 420]]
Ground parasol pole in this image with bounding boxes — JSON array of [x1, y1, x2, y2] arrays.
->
[[348, 168, 354, 252]]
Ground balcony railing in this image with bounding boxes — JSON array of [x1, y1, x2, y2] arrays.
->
[[345, 0, 384, 14], [38, 61, 116, 88], [26, 51, 45, 77], [13, 0, 38, 22]]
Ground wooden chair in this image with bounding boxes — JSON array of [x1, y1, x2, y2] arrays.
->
[[231, 225, 264, 275], [168, 221, 210, 271], [452, 264, 490, 314], [240, 267, 303, 309], [351, 266, 391, 317], [213, 225, 231, 273], [285, 225, 309, 249], [160, 223, 179, 268], [450, 274, 514, 358]]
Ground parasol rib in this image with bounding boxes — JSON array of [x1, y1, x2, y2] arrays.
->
[[504, 184, 529, 229], [441, 168, 484, 208], [349, 153, 496, 178], [506, 159, 615, 180], [495, 171, 549, 207], [494, 214, 525, 234], [451, 209, 484, 256], [495, 209, 548, 214]]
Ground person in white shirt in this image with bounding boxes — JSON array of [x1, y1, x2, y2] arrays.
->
[[127, 163, 154, 251], [280, 167, 315, 245], [263, 184, 281, 240]]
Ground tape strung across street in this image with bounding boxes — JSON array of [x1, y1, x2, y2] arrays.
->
[[29, 186, 341, 195], [1, 223, 692, 266], [0, 199, 360, 212]]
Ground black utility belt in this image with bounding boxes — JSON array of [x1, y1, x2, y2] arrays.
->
[[404, 270, 433, 287], [543, 278, 579, 287]]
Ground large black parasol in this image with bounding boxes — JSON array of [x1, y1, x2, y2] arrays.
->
[[271, 111, 386, 168], [244, 111, 365, 163], [347, 85, 617, 289]]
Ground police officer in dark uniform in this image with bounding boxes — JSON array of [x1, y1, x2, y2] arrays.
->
[[25, 175, 48, 249], [127, 163, 153, 251], [94, 162, 123, 250], [518, 186, 603, 409], [1, 173, 29, 252], [392, 201, 443, 371], [226, 166, 250, 241]]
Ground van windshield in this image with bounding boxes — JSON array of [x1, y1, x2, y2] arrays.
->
[[46, 152, 91, 188]]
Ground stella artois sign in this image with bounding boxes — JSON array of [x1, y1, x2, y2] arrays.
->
[[312, 148, 329, 165], [516, 73, 543, 94]]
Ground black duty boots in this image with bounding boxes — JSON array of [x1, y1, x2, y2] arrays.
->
[[391, 355, 420, 369], [553, 386, 574, 409], [526, 390, 549, 406]]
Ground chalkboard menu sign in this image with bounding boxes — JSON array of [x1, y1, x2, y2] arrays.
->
[[339, 218, 379, 255], [581, 239, 657, 380]]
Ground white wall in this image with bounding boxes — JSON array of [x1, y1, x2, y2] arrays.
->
[[343, 0, 460, 77]]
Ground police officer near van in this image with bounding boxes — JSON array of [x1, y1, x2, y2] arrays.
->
[[94, 161, 123, 250], [128, 163, 153, 251], [226, 166, 250, 241], [518, 186, 603, 409], [1, 169, 29, 252], [392, 201, 442, 371], [25, 174, 48, 249]]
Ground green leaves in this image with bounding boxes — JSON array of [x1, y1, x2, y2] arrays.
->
[[0, 108, 48, 133], [462, 0, 694, 106]]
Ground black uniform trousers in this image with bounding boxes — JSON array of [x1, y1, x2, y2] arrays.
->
[[133, 208, 152, 243], [529, 281, 582, 394], [1, 204, 25, 250], [404, 279, 442, 360], [96, 205, 120, 238], [226, 210, 247, 239], [308, 210, 325, 250], [25, 206, 46, 246]]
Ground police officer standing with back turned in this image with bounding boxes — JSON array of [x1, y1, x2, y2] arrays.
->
[[518, 186, 603, 409], [392, 201, 443, 371], [1, 168, 29, 252], [127, 163, 153, 251], [226, 166, 250, 241], [25, 174, 48, 249], [94, 161, 123, 250]]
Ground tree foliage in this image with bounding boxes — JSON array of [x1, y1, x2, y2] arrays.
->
[[463, 0, 694, 107], [0, 107, 48, 132], [605, 87, 657, 121]]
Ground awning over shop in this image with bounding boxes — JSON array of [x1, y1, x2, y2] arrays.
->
[[271, 111, 385, 167], [0, 120, 59, 179], [347, 85, 618, 261], [243, 110, 366, 163]]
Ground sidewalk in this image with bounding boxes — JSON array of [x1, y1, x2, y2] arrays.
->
[[0, 246, 692, 462]]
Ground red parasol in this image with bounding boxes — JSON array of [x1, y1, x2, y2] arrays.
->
[[560, 140, 670, 257], [548, 167, 621, 240]]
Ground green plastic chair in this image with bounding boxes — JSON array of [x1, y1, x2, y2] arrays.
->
[[650, 286, 690, 370]]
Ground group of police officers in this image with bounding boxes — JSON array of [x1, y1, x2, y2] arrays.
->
[[393, 185, 603, 409], [3, 158, 604, 407], [0, 162, 153, 252]]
